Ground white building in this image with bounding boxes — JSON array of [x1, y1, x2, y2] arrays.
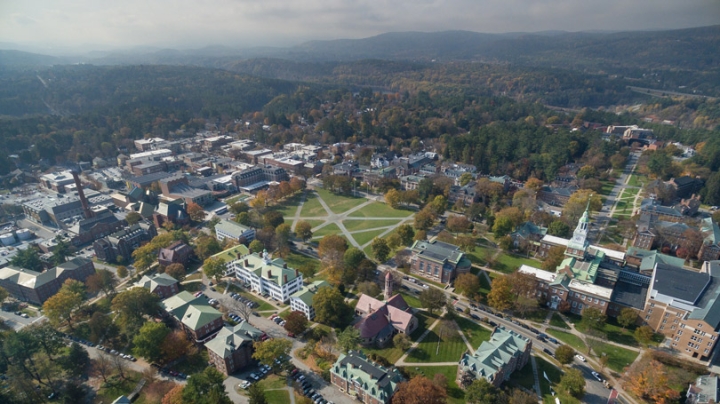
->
[[290, 280, 330, 320], [214, 219, 255, 243], [232, 251, 303, 302], [129, 148, 172, 160]]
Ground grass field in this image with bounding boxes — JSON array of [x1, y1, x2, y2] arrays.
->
[[411, 311, 440, 339], [283, 252, 318, 272], [352, 228, 389, 246], [599, 180, 616, 196], [627, 173, 648, 188], [455, 317, 492, 348], [478, 272, 492, 296], [363, 344, 406, 364], [401, 366, 465, 404], [591, 341, 639, 372], [299, 193, 328, 217], [550, 313, 570, 329], [304, 219, 326, 229], [466, 245, 493, 266], [348, 202, 413, 218], [491, 252, 540, 273], [312, 223, 342, 238], [399, 291, 423, 308], [267, 194, 304, 217], [265, 389, 290, 404], [342, 218, 401, 231], [316, 188, 367, 214], [547, 329, 586, 352], [405, 324, 468, 363]]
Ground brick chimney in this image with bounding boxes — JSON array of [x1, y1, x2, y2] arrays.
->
[[283, 274, 288, 284], [244, 259, 249, 266], [283, 263, 287, 268], [72, 170, 94, 219], [295, 269, 299, 278], [267, 270, 271, 278]]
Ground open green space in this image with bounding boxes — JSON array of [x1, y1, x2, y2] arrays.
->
[[490, 252, 540, 273], [225, 194, 250, 205], [546, 329, 586, 352], [400, 366, 465, 404], [299, 193, 327, 217], [267, 194, 304, 217], [94, 372, 143, 404], [258, 375, 287, 390], [265, 390, 290, 404], [405, 324, 468, 363], [591, 341, 639, 373], [316, 188, 367, 214], [466, 245, 493, 266], [627, 173, 648, 188], [302, 219, 326, 229], [312, 223, 342, 238], [342, 218, 401, 232], [347, 202, 413, 218], [351, 228, 389, 247], [520, 308, 549, 323], [362, 344, 406, 365], [455, 317, 492, 348], [550, 313, 570, 329], [411, 311, 440, 340], [283, 252, 319, 272], [399, 291, 423, 309], [599, 180, 616, 196]]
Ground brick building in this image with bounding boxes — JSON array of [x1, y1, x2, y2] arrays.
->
[[205, 322, 264, 375], [161, 291, 224, 343], [93, 222, 157, 263], [0, 257, 95, 305], [158, 241, 193, 267], [457, 326, 531, 389], [134, 273, 179, 299], [409, 240, 472, 284]]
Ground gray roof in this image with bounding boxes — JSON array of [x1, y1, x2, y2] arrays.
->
[[410, 240, 465, 265], [653, 263, 710, 304], [688, 261, 720, 330]]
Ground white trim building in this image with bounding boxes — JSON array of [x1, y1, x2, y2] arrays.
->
[[232, 251, 303, 303], [215, 219, 255, 243]]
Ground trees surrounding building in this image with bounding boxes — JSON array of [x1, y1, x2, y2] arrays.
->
[[393, 375, 447, 404]]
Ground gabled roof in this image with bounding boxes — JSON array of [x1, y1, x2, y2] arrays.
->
[[161, 291, 222, 331], [135, 273, 178, 292], [237, 252, 300, 286], [331, 351, 403, 402], [205, 322, 263, 358], [291, 280, 330, 306], [355, 294, 415, 338], [215, 219, 253, 238], [459, 326, 530, 384], [211, 244, 250, 264]]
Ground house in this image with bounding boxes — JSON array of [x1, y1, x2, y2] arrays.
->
[[290, 280, 331, 320], [0, 257, 95, 305], [510, 222, 547, 252], [134, 273, 179, 298], [158, 241, 193, 267], [231, 250, 303, 303], [214, 219, 255, 244], [153, 201, 189, 228], [457, 326, 531, 389], [668, 176, 704, 199], [409, 240, 472, 284], [210, 244, 250, 276], [639, 261, 720, 360], [448, 183, 478, 207], [687, 375, 720, 404], [354, 293, 417, 348], [161, 291, 224, 342], [538, 186, 576, 207], [93, 222, 157, 264], [330, 350, 404, 404], [206, 322, 264, 375]]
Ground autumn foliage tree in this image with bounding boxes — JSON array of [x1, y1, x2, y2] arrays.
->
[[284, 311, 309, 335], [186, 202, 206, 222], [393, 375, 447, 404], [454, 273, 480, 298], [624, 358, 680, 403]]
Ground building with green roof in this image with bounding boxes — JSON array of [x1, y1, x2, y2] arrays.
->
[[330, 350, 404, 404], [290, 280, 330, 320], [231, 250, 303, 302], [206, 322, 264, 375], [457, 326, 531, 389], [161, 291, 223, 342], [214, 218, 255, 243], [134, 272, 179, 298], [211, 244, 250, 276]]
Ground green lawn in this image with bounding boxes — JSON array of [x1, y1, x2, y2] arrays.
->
[[627, 173, 648, 188], [599, 180, 616, 196], [363, 345, 406, 364], [549, 313, 570, 329], [455, 317, 492, 348], [591, 341, 639, 372], [520, 309, 549, 323], [491, 252, 540, 273], [351, 228, 388, 247], [401, 366, 465, 404], [258, 375, 287, 390], [299, 193, 328, 217], [399, 291, 423, 309], [283, 252, 319, 272], [313, 223, 342, 238], [94, 372, 142, 404], [405, 325, 468, 363], [265, 389, 290, 404], [304, 219, 326, 229], [466, 245, 493, 266], [546, 329, 586, 352], [316, 188, 367, 214], [411, 311, 440, 339], [267, 194, 304, 217], [342, 218, 401, 231], [348, 202, 413, 218]]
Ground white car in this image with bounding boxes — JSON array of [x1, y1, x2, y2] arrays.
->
[[575, 354, 586, 362], [591, 371, 603, 382], [422, 284, 429, 289]]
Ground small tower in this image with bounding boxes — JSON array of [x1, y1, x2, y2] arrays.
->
[[384, 271, 393, 300], [566, 198, 592, 259]]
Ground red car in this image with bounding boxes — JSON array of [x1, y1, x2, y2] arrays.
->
[[287, 333, 295, 338]]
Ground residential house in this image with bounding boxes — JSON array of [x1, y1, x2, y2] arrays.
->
[[153, 201, 189, 228], [231, 251, 303, 303], [206, 322, 264, 375], [448, 182, 478, 207], [134, 273, 179, 298], [330, 350, 404, 404], [457, 326, 531, 389], [409, 240, 472, 284], [510, 222, 547, 252], [158, 241, 193, 267], [161, 291, 224, 342], [290, 280, 331, 320]]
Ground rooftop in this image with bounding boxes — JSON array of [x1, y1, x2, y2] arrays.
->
[[653, 263, 710, 305], [331, 351, 403, 402]]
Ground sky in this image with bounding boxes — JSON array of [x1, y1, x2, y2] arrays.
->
[[1, 0, 719, 53]]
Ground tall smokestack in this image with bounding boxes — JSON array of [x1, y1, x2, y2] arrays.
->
[[71, 170, 94, 219]]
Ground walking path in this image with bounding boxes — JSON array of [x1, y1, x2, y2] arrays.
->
[[529, 355, 543, 399], [395, 313, 444, 366]]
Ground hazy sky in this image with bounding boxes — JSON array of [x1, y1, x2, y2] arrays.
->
[[1, 0, 719, 51]]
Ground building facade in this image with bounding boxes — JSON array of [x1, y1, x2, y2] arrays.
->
[[409, 240, 472, 284], [214, 219, 255, 244], [457, 326, 531, 389], [158, 241, 193, 267], [290, 280, 330, 320], [206, 322, 264, 375], [134, 273, 179, 299], [330, 351, 404, 404], [231, 251, 303, 303], [0, 257, 95, 305], [161, 291, 224, 342]]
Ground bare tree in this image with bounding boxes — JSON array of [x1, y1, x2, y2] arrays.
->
[[94, 352, 113, 383], [222, 296, 254, 323], [112, 353, 128, 380]]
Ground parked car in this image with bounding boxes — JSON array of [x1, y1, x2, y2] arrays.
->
[[575, 354, 586, 362], [542, 348, 554, 357], [591, 371, 603, 382], [547, 337, 559, 344]]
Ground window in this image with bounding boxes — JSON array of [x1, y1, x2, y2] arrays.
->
[[674, 336, 680, 341], [660, 326, 664, 330], [559, 291, 564, 296], [698, 324, 703, 328], [594, 298, 598, 304], [662, 319, 667, 324], [578, 304, 583, 310], [650, 302, 655, 307], [572, 301, 577, 308], [709, 342, 713, 347], [581, 295, 586, 301], [678, 330, 684, 335], [712, 335, 717, 341], [600, 301, 605, 306], [705, 349, 710, 354], [664, 313, 669, 317], [648, 309, 653, 314], [680, 323, 686, 328]]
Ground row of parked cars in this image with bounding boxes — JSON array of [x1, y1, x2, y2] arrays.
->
[[402, 276, 429, 289], [150, 363, 189, 380], [269, 313, 286, 327], [229, 292, 259, 309], [97, 345, 137, 362], [292, 369, 333, 404]]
